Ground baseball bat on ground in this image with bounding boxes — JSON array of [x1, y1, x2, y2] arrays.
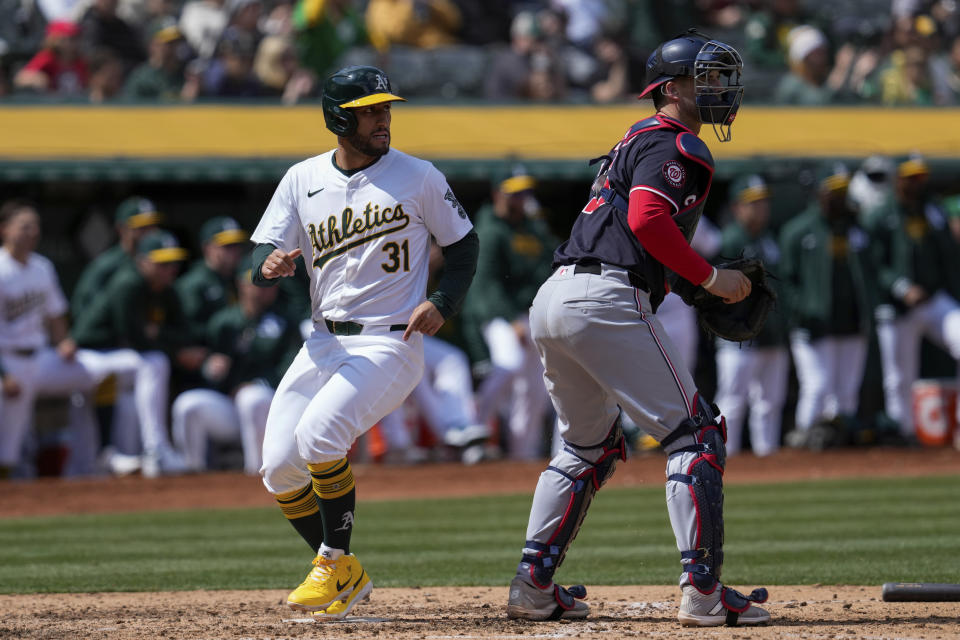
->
[[881, 582, 960, 602]]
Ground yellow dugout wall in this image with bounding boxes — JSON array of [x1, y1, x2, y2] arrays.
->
[[2, 105, 959, 162]]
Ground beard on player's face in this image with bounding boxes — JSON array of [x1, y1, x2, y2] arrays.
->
[[346, 104, 392, 157], [346, 127, 390, 157]]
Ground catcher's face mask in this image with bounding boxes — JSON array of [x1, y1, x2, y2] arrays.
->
[[694, 40, 744, 143]]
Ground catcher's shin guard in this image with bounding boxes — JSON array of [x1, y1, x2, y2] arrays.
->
[[521, 418, 627, 587], [664, 396, 728, 590]]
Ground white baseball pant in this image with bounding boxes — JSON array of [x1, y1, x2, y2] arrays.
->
[[876, 292, 960, 436], [260, 326, 423, 495], [75, 349, 172, 453], [379, 334, 479, 447], [474, 316, 551, 460], [715, 342, 789, 456], [172, 384, 275, 474], [790, 331, 867, 431], [655, 293, 699, 374], [0, 348, 96, 468]]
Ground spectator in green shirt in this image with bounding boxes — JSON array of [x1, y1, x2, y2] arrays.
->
[[743, 0, 809, 69], [292, 0, 367, 78], [878, 45, 935, 106], [774, 25, 837, 105], [123, 19, 188, 101]]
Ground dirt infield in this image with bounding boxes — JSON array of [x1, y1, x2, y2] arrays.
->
[[3, 585, 960, 640], [2, 447, 959, 639]]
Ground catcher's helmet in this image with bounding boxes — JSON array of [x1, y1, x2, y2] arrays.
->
[[639, 28, 744, 142], [321, 65, 405, 137]]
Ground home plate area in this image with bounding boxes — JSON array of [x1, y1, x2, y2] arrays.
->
[[4, 585, 959, 640]]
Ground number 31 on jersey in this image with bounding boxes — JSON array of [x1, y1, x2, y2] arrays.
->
[[381, 240, 409, 272]]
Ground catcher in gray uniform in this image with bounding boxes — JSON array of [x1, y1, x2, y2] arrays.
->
[[506, 30, 771, 627]]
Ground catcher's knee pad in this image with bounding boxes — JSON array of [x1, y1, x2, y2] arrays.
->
[[521, 418, 627, 587], [665, 396, 728, 591], [661, 394, 727, 457]]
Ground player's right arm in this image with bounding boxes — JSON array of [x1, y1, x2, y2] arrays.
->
[[0, 356, 18, 396], [251, 166, 305, 286], [256, 244, 303, 280], [628, 189, 750, 304], [1, 373, 21, 397], [624, 137, 750, 303]]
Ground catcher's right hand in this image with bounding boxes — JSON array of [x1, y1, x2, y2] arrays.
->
[[703, 268, 751, 304]]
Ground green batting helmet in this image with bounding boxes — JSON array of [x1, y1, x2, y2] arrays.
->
[[321, 66, 405, 137]]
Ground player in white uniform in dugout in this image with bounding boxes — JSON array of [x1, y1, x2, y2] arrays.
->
[[713, 176, 789, 457], [0, 199, 98, 478], [250, 66, 478, 620]]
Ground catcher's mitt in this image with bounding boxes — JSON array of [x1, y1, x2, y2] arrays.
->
[[671, 258, 776, 342]]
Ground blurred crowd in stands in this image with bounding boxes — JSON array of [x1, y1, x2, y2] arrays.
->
[[3, 155, 960, 481], [2, 0, 960, 105]]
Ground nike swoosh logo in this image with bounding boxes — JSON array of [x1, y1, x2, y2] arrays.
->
[[336, 574, 352, 591], [307, 188, 324, 197]]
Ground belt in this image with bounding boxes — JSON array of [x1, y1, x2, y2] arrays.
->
[[324, 319, 409, 336], [1, 347, 37, 357], [573, 262, 648, 291]]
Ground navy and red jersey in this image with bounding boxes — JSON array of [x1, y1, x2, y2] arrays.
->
[[554, 114, 715, 309]]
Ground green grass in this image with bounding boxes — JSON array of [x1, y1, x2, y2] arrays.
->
[[1, 475, 958, 594]]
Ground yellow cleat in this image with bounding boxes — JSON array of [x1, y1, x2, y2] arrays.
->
[[312, 567, 373, 621], [287, 553, 366, 611], [639, 434, 661, 450]]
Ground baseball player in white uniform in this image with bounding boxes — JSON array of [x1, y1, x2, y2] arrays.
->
[[171, 257, 301, 475], [713, 176, 789, 457], [864, 156, 960, 440], [781, 165, 874, 438], [250, 65, 478, 620], [0, 199, 98, 477], [71, 230, 195, 478]]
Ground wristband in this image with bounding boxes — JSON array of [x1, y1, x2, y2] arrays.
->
[[703, 266, 718, 289]]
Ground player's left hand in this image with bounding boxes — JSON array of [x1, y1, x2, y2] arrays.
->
[[202, 353, 232, 382], [176, 346, 210, 371], [403, 301, 444, 341], [2, 374, 22, 397], [56, 337, 77, 361]]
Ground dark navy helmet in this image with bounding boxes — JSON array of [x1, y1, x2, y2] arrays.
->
[[321, 65, 405, 137], [639, 29, 744, 142]]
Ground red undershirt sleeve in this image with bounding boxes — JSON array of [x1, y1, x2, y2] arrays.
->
[[627, 187, 713, 285]]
